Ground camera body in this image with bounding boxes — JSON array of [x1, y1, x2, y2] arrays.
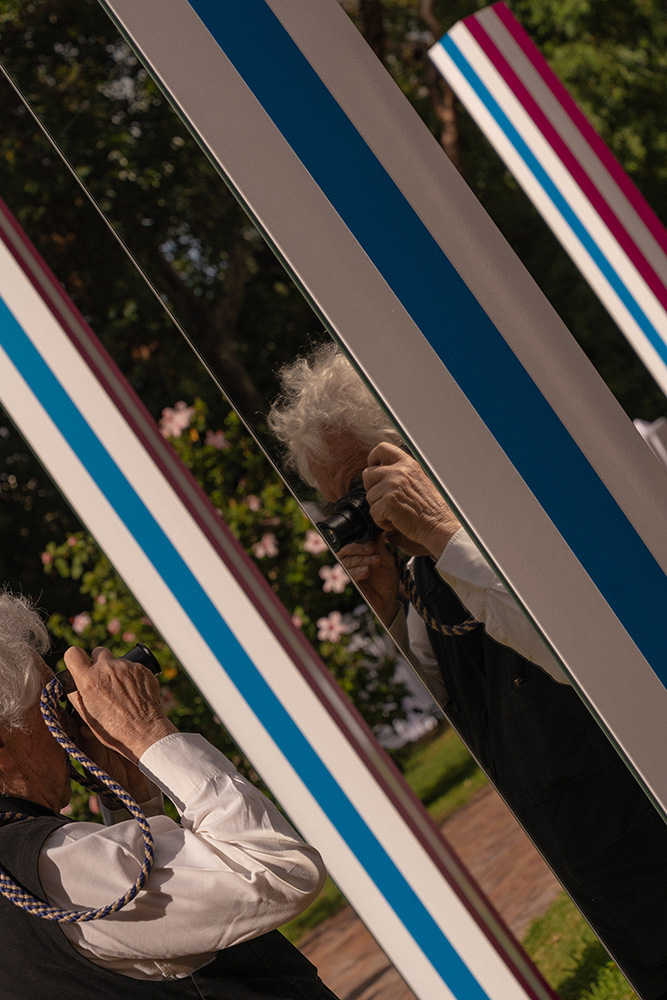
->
[[316, 484, 381, 553]]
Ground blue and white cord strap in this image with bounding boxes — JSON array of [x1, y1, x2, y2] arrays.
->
[[0, 675, 155, 923]]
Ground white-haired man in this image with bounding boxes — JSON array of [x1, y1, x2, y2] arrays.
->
[[0, 591, 336, 999], [269, 342, 667, 1000]]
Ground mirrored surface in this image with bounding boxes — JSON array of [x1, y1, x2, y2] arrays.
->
[[2, 2, 666, 996]]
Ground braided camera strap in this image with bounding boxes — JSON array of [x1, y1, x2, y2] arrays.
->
[[0, 675, 155, 923], [394, 553, 481, 637]]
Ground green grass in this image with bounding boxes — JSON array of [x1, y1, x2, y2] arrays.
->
[[522, 891, 638, 1000], [400, 723, 488, 824], [280, 723, 640, 1000]]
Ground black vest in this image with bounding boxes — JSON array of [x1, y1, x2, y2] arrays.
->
[[413, 558, 667, 999], [0, 796, 336, 1000]]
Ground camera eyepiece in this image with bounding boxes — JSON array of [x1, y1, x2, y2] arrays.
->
[[316, 485, 381, 553]]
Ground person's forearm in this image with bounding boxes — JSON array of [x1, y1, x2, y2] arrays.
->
[[139, 732, 327, 897], [41, 731, 328, 977]]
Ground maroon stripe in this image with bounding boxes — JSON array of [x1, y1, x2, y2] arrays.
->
[[461, 9, 667, 312], [491, 1, 667, 258]]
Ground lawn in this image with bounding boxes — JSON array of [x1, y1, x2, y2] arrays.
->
[[523, 892, 638, 1000]]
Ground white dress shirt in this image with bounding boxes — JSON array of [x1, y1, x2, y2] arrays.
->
[[39, 732, 326, 981], [391, 528, 569, 704]]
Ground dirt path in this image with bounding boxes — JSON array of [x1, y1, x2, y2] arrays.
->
[[300, 784, 562, 999]]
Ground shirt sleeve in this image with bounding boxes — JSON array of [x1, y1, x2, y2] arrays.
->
[[39, 733, 327, 980], [389, 604, 448, 706], [436, 529, 569, 684]]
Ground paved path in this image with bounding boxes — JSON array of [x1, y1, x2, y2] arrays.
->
[[300, 784, 562, 999]]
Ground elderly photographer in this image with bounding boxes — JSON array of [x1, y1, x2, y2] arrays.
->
[[268, 342, 667, 1000], [0, 591, 337, 998]]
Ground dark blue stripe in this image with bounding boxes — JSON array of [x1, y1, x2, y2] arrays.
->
[[439, 35, 667, 367], [0, 298, 490, 1000], [187, 0, 667, 681]]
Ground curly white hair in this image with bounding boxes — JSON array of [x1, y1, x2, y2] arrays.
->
[[267, 342, 403, 485], [0, 591, 50, 731]]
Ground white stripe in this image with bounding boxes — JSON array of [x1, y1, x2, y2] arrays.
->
[[477, 5, 667, 286], [448, 25, 667, 344], [434, 31, 667, 395]]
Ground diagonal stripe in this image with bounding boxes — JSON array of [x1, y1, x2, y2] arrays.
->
[[438, 31, 667, 367], [0, 291, 491, 1000], [463, 11, 667, 315], [183, 0, 667, 682], [491, 2, 667, 258]]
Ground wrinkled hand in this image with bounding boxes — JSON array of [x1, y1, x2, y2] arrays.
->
[[363, 442, 461, 559], [338, 535, 400, 625], [64, 646, 178, 767]]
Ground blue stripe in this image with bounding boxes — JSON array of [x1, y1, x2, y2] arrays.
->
[[0, 297, 491, 1000], [439, 35, 667, 367], [187, 0, 667, 683]]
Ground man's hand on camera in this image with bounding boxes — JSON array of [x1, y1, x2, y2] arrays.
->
[[363, 442, 461, 560], [64, 646, 178, 766], [338, 534, 400, 625]]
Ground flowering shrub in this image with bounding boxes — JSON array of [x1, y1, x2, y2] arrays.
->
[[42, 399, 414, 815], [319, 564, 350, 594], [158, 400, 195, 438]]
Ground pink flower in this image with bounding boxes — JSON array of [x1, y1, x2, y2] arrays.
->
[[205, 429, 228, 450], [67, 536, 78, 547], [252, 532, 279, 559], [122, 631, 135, 643], [71, 612, 91, 635], [303, 529, 327, 555], [60, 803, 73, 816], [107, 618, 121, 635], [319, 563, 349, 594], [95, 594, 107, 605], [88, 795, 100, 815], [317, 610, 351, 642], [158, 400, 194, 439], [291, 613, 303, 630], [40, 552, 53, 565], [246, 495, 262, 512]]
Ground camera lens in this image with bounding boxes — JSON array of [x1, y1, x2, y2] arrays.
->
[[316, 486, 381, 552], [317, 511, 361, 552]]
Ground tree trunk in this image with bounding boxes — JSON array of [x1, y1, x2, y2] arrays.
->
[[420, 0, 462, 173]]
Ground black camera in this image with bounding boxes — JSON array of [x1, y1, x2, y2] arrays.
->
[[57, 642, 161, 699], [316, 484, 382, 553]]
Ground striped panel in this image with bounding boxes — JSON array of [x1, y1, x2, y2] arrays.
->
[[0, 198, 554, 1000], [95, 0, 667, 818], [430, 2, 667, 395]]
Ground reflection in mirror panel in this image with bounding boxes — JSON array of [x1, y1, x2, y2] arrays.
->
[[0, 4, 662, 996]]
